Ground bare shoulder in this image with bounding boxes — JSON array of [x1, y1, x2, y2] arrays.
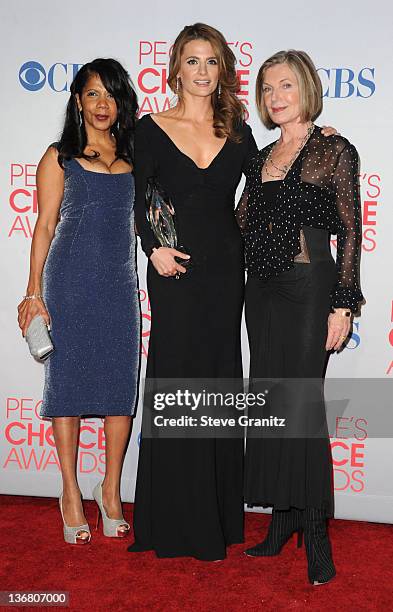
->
[[38, 145, 63, 174], [151, 108, 180, 128], [36, 145, 64, 189], [152, 108, 177, 119]]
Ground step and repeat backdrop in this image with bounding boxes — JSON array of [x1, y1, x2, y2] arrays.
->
[[1, 0, 392, 522]]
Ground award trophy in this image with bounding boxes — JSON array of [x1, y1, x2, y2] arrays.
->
[[146, 177, 192, 275]]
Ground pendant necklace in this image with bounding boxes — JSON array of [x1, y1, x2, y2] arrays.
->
[[264, 123, 315, 179]]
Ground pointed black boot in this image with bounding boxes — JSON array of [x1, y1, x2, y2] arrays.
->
[[244, 508, 304, 557], [304, 507, 336, 585]]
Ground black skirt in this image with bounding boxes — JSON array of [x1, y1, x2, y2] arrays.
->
[[244, 227, 336, 517]]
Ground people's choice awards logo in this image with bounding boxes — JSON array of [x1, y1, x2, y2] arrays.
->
[[136, 39, 253, 118], [139, 289, 151, 359], [331, 172, 381, 255], [7, 163, 38, 239], [3, 398, 107, 474], [19, 61, 83, 92], [331, 416, 367, 493], [359, 172, 380, 253]]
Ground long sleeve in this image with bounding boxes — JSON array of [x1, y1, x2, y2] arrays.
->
[[330, 143, 364, 312], [235, 177, 250, 236], [134, 118, 159, 257], [242, 123, 258, 174], [235, 124, 258, 234]]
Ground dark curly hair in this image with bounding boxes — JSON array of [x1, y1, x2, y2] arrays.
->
[[57, 58, 138, 167], [168, 23, 245, 142]]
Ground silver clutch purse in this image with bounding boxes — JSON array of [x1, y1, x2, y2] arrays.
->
[[25, 314, 54, 360]]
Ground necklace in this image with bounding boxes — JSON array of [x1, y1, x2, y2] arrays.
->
[[264, 123, 315, 179]]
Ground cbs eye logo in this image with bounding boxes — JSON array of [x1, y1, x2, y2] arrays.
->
[[19, 61, 46, 91], [19, 61, 83, 92]]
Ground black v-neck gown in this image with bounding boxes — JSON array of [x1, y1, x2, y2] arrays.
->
[[130, 114, 257, 560]]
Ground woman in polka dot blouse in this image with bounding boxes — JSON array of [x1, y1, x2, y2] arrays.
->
[[237, 50, 364, 585]]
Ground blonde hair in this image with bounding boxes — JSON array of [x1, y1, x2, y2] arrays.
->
[[256, 50, 323, 129], [168, 23, 245, 141]]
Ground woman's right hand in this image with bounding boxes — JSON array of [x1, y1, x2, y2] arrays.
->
[[17, 297, 50, 337], [150, 247, 190, 277]]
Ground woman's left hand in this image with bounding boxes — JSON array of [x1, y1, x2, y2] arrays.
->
[[321, 126, 338, 137], [326, 309, 352, 351]]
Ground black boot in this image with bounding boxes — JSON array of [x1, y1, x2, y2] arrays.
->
[[304, 507, 336, 585], [244, 508, 304, 557]]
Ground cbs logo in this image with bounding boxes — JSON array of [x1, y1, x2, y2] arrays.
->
[[19, 61, 83, 92], [317, 67, 375, 98]]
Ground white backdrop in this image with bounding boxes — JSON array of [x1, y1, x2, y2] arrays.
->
[[1, 0, 392, 523]]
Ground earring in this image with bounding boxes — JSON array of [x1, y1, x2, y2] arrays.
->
[[176, 76, 180, 93], [79, 110, 83, 126], [218, 82, 222, 97]]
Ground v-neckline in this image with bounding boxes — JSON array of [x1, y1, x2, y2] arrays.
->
[[260, 125, 315, 184], [147, 114, 228, 171]]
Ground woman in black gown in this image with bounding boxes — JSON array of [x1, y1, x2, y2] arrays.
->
[[128, 23, 257, 560], [237, 50, 363, 584]]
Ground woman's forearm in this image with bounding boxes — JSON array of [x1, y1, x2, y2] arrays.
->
[[26, 220, 56, 294]]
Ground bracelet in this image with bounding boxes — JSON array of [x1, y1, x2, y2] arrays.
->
[[23, 294, 43, 300]]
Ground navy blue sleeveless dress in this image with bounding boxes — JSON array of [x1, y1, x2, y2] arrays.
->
[[41, 157, 140, 418]]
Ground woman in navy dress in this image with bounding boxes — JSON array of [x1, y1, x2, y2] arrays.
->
[[17, 59, 140, 544]]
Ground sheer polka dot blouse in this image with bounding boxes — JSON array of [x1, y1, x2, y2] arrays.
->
[[236, 126, 364, 312]]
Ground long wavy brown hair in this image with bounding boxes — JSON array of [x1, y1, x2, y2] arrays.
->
[[168, 23, 245, 142]]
